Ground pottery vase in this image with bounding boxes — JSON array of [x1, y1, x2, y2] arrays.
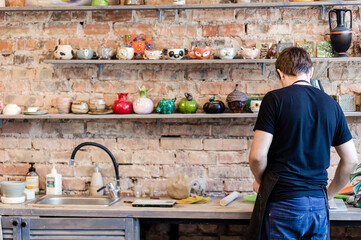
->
[[156, 98, 176, 114], [113, 93, 133, 114], [329, 9, 352, 57]]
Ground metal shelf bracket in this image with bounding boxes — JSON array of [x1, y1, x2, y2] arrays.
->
[[261, 63, 266, 75], [98, 64, 104, 77], [320, 5, 326, 20], [157, 118, 162, 129], [158, 9, 163, 23]]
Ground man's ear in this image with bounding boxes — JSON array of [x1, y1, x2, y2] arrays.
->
[[277, 69, 285, 81], [309, 67, 314, 80]]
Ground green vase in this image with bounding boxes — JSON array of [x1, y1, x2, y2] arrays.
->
[[92, 0, 109, 6]]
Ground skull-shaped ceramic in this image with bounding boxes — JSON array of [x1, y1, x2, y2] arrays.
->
[[163, 49, 188, 60], [116, 47, 134, 60], [239, 47, 259, 59], [217, 48, 236, 60], [188, 46, 212, 59], [54, 45, 74, 60], [144, 49, 163, 60]]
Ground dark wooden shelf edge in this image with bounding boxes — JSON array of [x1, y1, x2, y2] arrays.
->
[[0, 113, 257, 120], [43, 57, 361, 65], [1, 1, 360, 12]]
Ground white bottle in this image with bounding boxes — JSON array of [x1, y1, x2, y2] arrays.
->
[[46, 166, 62, 195], [89, 163, 104, 196]]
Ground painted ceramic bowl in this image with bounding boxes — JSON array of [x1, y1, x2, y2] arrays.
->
[[1, 181, 26, 198], [54, 45, 74, 60]]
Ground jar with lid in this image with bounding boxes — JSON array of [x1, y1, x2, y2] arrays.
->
[[226, 84, 248, 113]]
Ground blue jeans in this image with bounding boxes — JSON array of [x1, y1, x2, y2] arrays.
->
[[262, 196, 329, 240]]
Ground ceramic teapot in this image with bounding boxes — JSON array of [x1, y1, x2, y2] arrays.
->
[[156, 98, 176, 114], [54, 45, 74, 60], [3, 104, 21, 115], [163, 49, 188, 60], [203, 97, 225, 114], [113, 93, 133, 114], [188, 46, 212, 59], [116, 47, 134, 60], [239, 47, 259, 59]]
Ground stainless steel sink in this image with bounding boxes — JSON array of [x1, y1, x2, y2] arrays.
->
[[33, 196, 119, 207]]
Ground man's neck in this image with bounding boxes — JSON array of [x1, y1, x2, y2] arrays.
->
[[283, 74, 310, 87]]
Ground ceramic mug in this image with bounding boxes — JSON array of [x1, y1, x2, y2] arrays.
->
[[54, 45, 74, 60], [144, 49, 163, 60], [100, 47, 114, 60], [3, 104, 21, 115], [89, 98, 106, 112], [162, 48, 188, 60], [217, 48, 236, 60], [56, 97, 72, 114], [116, 47, 134, 60], [71, 101, 89, 114], [240, 47, 259, 59], [76, 48, 94, 60], [250, 100, 262, 113]]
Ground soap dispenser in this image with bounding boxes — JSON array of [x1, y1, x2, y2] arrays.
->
[[90, 162, 104, 196], [26, 162, 39, 194], [46, 165, 62, 195]]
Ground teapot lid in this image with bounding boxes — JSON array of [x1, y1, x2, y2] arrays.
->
[[226, 84, 247, 102]]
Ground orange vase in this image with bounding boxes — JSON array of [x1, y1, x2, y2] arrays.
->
[[6, 0, 25, 7]]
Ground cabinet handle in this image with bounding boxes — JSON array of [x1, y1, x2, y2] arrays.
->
[[21, 222, 27, 228], [12, 220, 18, 227]]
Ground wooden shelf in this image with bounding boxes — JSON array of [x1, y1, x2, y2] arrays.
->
[[1, 1, 361, 12], [0, 112, 359, 120], [43, 58, 361, 65]]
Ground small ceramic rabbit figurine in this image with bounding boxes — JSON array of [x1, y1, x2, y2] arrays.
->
[[239, 47, 259, 59]]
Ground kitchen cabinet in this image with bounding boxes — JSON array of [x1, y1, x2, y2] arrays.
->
[[1, 216, 137, 240]]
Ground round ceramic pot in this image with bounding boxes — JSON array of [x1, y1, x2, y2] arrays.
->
[[91, 0, 108, 6], [239, 47, 259, 59], [217, 48, 236, 60], [162, 49, 188, 60], [76, 48, 94, 60], [116, 47, 134, 60], [89, 98, 106, 112], [3, 104, 21, 115], [1, 181, 26, 198], [71, 101, 89, 114], [144, 50, 163, 60], [203, 97, 225, 114], [100, 47, 114, 60], [54, 45, 74, 60]]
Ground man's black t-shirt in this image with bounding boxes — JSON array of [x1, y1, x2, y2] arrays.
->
[[254, 84, 352, 202]]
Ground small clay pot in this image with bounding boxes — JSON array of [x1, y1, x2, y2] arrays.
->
[[226, 84, 248, 113]]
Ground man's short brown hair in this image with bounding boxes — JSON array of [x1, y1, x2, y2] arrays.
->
[[275, 47, 312, 76]]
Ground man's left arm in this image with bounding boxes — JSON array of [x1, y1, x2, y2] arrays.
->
[[249, 130, 273, 192]]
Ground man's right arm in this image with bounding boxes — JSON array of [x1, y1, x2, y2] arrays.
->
[[327, 139, 358, 200]]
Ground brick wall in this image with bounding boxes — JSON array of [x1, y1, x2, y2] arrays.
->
[[1, 2, 361, 239]]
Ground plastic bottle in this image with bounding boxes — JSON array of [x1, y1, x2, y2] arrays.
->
[[90, 163, 104, 196], [46, 165, 62, 195], [25, 162, 39, 194]]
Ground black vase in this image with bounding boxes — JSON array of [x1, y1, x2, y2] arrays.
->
[[329, 9, 352, 57]]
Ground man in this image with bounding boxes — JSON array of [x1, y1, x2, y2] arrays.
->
[[247, 47, 358, 240]]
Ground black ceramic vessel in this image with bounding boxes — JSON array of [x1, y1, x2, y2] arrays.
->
[[203, 97, 225, 114], [329, 9, 352, 57]]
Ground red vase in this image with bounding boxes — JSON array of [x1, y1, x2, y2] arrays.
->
[[113, 93, 133, 114]]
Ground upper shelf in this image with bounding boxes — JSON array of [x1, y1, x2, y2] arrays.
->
[[0, 112, 359, 120], [0, 1, 360, 12], [43, 58, 361, 65]]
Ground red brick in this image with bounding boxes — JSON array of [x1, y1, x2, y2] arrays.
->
[[224, 179, 253, 192], [162, 165, 205, 178], [72, 80, 92, 93], [0, 163, 29, 175], [202, 25, 218, 37], [1, 121, 31, 134], [118, 165, 160, 178], [161, 124, 211, 136], [44, 23, 78, 36], [92, 11, 132, 22], [49, 11, 71, 21], [7, 12, 50, 22], [209, 166, 250, 178], [176, 151, 217, 165], [156, 25, 198, 37], [114, 24, 155, 35], [292, 23, 328, 35], [0, 41, 15, 52], [84, 24, 111, 35], [0, 25, 32, 37], [54, 67, 96, 80], [62, 179, 86, 191], [117, 138, 159, 150], [204, 139, 248, 151], [231, 69, 267, 81], [218, 152, 249, 164], [152, 37, 186, 49], [59, 38, 101, 50], [218, 24, 245, 37], [193, 9, 235, 22]]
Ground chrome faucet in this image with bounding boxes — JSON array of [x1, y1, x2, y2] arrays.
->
[[98, 183, 120, 201], [70, 142, 131, 192]]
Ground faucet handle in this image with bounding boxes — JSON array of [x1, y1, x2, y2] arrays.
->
[[98, 183, 120, 200]]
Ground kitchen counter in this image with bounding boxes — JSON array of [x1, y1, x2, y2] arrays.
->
[[0, 196, 360, 223]]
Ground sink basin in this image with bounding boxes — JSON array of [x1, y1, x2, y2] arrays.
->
[[33, 196, 119, 207]]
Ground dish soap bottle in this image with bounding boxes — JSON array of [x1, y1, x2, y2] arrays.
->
[[90, 162, 104, 196], [46, 165, 62, 195], [26, 162, 39, 194]]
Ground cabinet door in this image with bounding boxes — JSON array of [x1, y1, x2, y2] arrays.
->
[[1, 217, 22, 240], [21, 217, 136, 240]]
